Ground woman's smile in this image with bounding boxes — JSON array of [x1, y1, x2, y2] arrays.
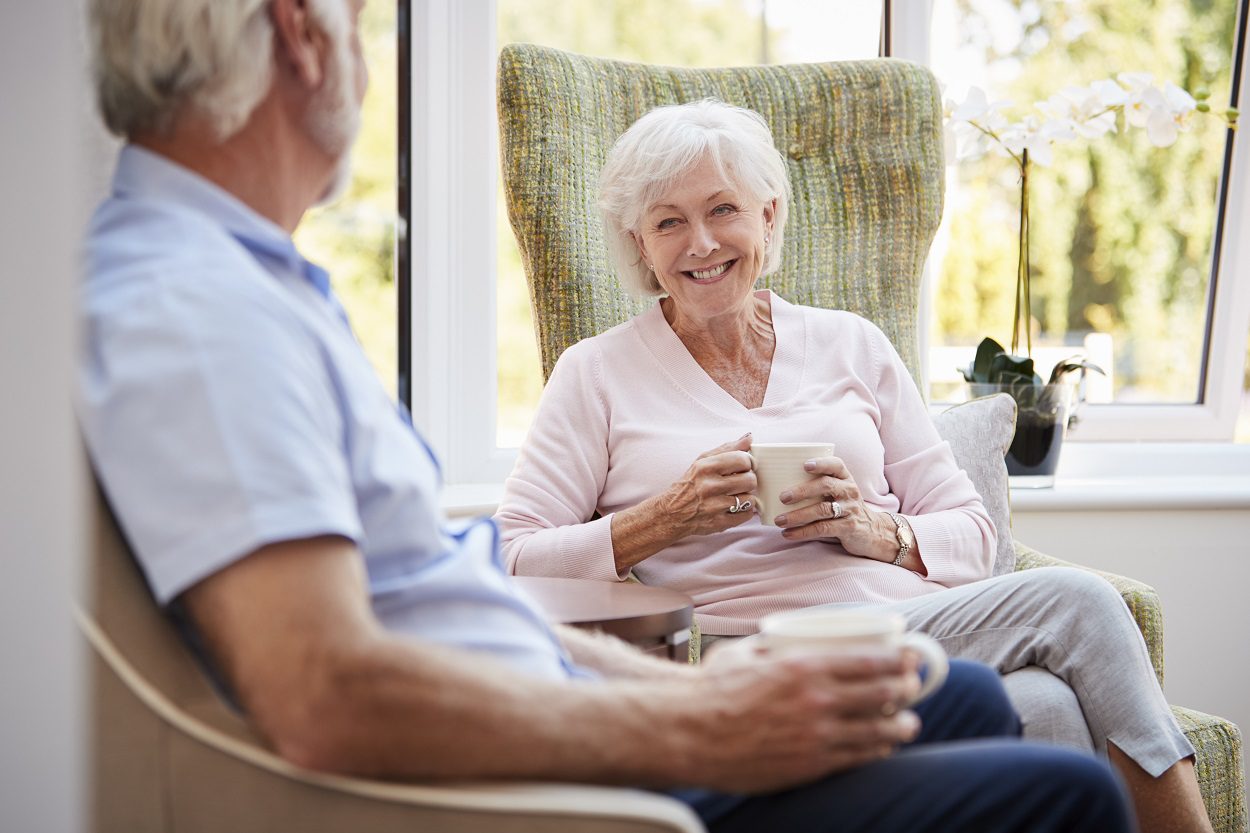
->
[[686, 258, 737, 282]]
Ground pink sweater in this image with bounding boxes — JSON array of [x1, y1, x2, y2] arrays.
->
[[496, 291, 995, 635]]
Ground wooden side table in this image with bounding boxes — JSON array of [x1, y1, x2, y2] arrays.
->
[[513, 576, 694, 662]]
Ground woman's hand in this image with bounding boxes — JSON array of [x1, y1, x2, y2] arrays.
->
[[656, 433, 760, 537], [610, 434, 758, 574], [771, 456, 900, 564]]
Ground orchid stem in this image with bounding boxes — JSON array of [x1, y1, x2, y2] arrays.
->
[[1013, 150, 1032, 357]]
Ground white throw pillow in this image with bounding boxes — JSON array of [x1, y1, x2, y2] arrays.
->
[[931, 393, 1017, 575]]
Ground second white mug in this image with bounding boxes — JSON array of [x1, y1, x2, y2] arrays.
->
[[758, 608, 949, 704]]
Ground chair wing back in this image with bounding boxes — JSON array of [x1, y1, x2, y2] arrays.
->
[[498, 43, 945, 383]]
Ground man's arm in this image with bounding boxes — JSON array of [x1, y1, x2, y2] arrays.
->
[[553, 624, 696, 680], [182, 537, 921, 792]]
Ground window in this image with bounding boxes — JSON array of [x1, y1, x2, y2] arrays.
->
[[403, 0, 1250, 487], [922, 0, 1250, 440], [296, 1, 397, 394]]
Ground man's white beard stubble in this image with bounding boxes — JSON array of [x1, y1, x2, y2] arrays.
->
[[308, 26, 362, 207]]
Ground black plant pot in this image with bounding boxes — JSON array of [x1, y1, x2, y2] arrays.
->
[[970, 383, 1074, 487]]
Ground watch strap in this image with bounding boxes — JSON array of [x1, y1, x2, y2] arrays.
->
[[887, 512, 910, 567]]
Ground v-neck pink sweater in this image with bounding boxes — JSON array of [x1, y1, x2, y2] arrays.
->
[[496, 291, 995, 636]]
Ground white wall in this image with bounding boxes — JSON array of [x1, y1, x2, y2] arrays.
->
[[1013, 505, 1250, 793], [0, 4, 94, 831]]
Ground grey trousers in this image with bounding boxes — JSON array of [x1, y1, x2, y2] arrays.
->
[[711, 566, 1195, 777], [844, 567, 1193, 776]]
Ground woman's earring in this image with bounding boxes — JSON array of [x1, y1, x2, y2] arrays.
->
[[648, 263, 655, 271]]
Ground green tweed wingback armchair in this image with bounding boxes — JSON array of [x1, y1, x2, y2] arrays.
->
[[497, 43, 1246, 832]]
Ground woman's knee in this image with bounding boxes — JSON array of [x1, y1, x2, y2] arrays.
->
[[1034, 567, 1126, 612]]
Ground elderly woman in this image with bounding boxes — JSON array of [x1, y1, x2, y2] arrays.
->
[[497, 99, 1210, 832]]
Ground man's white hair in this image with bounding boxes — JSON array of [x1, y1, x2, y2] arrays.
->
[[89, 0, 350, 141], [597, 99, 792, 297]]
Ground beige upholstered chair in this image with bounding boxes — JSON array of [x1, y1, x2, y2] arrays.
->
[[80, 489, 705, 833], [497, 43, 1246, 832]]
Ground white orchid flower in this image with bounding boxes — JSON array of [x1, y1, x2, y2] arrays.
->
[[1162, 81, 1198, 114], [1146, 107, 1180, 146], [1072, 111, 1117, 139], [951, 87, 1013, 125], [951, 86, 989, 122], [940, 73, 1219, 162], [998, 117, 1074, 166], [951, 121, 992, 160], [1126, 84, 1164, 129], [1089, 78, 1130, 108], [945, 87, 1015, 161], [1117, 72, 1155, 93], [1139, 83, 1197, 146], [1042, 84, 1119, 140], [1038, 91, 1077, 122]]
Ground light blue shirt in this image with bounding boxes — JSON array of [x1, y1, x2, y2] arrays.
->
[[79, 145, 581, 681]]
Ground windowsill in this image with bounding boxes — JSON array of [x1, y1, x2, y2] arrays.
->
[[440, 442, 1250, 517], [1010, 476, 1250, 511], [1010, 441, 1250, 511], [441, 483, 510, 518]]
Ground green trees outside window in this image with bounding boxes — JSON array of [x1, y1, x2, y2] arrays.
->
[[929, 0, 1238, 407]]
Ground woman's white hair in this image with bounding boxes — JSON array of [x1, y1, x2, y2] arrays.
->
[[89, 0, 350, 142], [597, 99, 791, 296]]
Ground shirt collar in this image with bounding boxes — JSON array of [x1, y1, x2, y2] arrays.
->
[[111, 145, 332, 299]]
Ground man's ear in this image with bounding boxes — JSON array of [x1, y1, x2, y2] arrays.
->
[[270, 0, 329, 89]]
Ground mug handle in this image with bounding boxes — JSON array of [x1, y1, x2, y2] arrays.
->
[[900, 632, 949, 703]]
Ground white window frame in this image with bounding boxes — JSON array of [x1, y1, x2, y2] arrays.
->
[[408, 0, 511, 484], [409, 0, 1250, 489]]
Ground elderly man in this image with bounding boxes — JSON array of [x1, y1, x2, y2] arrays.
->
[[78, 1, 1134, 831]]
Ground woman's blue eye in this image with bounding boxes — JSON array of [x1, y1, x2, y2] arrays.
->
[[657, 218, 679, 229], [712, 204, 735, 215]]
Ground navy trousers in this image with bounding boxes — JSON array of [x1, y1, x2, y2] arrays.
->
[[674, 659, 1135, 833]]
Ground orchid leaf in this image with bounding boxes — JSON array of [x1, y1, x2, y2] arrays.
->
[[1048, 357, 1107, 385]]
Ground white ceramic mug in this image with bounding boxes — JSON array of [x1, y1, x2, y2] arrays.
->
[[749, 442, 836, 526], [758, 609, 949, 704]]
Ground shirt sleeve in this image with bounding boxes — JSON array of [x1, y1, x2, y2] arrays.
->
[[864, 319, 996, 586], [494, 341, 624, 581], [79, 266, 363, 604]]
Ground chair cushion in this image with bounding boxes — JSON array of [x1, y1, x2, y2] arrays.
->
[[931, 393, 1016, 575]]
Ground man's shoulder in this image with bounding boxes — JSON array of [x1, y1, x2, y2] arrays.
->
[[83, 195, 302, 339], [88, 195, 261, 286]]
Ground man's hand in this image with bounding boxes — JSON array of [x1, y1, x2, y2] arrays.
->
[[670, 652, 922, 793]]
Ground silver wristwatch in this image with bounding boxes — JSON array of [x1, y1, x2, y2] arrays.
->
[[887, 512, 913, 567]]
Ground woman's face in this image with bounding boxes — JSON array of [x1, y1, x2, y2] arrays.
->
[[634, 156, 775, 322]]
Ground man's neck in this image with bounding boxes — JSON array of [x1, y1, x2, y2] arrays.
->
[[133, 98, 334, 235]]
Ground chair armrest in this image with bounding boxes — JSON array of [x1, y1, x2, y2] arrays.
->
[[1171, 705, 1248, 833], [1012, 539, 1165, 686], [82, 606, 708, 833]]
